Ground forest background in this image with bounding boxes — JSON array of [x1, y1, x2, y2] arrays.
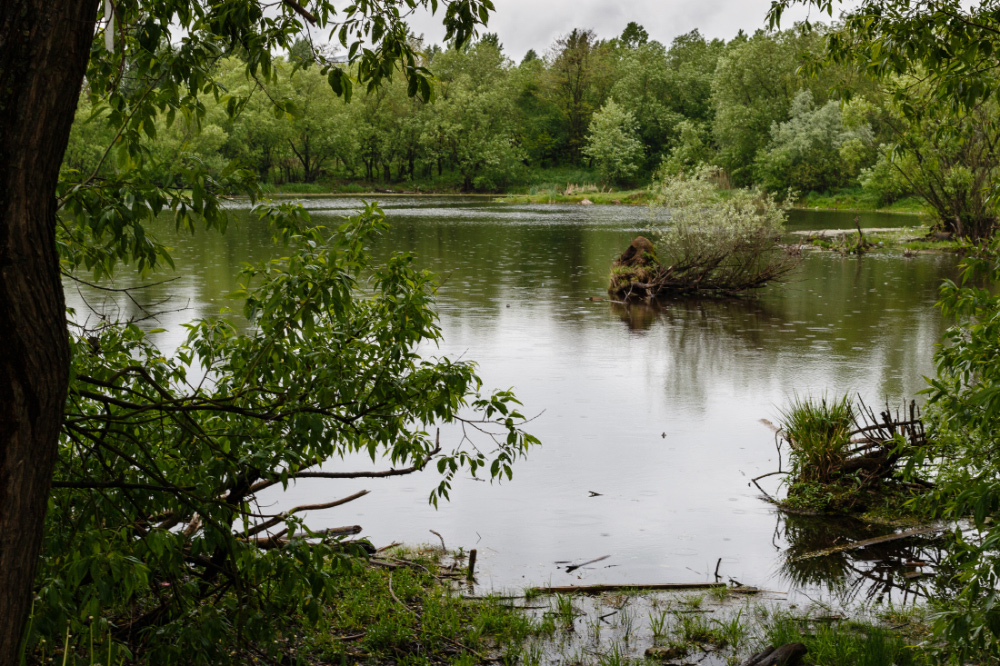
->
[[65, 20, 947, 212]]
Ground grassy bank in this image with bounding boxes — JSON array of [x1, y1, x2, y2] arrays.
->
[[795, 226, 965, 254], [259, 178, 932, 218], [495, 187, 653, 205], [796, 189, 931, 215]]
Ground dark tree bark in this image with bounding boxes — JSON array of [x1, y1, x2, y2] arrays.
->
[[0, 0, 98, 662]]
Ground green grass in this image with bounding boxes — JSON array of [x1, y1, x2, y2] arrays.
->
[[292, 547, 551, 665], [779, 394, 854, 485], [675, 613, 725, 646], [761, 612, 929, 666], [496, 187, 653, 205], [796, 188, 930, 215]]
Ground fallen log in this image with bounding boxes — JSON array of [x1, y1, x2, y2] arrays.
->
[[527, 582, 725, 595], [793, 524, 947, 561]]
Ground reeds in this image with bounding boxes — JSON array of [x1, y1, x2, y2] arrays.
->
[[779, 394, 854, 484]]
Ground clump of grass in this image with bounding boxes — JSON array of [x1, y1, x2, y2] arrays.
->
[[761, 612, 925, 666], [553, 594, 577, 630], [676, 614, 723, 645], [780, 394, 854, 484], [680, 593, 705, 610], [648, 610, 670, 643]]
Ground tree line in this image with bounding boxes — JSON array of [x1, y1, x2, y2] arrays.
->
[[64, 19, 998, 237]]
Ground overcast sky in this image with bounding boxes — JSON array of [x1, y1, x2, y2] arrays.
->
[[401, 0, 861, 60]]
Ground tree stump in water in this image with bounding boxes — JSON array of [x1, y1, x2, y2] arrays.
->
[[609, 236, 660, 300], [614, 236, 657, 268]]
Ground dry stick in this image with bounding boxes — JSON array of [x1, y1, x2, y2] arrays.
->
[[566, 554, 610, 573], [467, 549, 477, 581], [429, 529, 446, 551], [388, 573, 405, 608], [376, 541, 402, 553], [751, 476, 778, 502], [391, 557, 432, 575], [714, 557, 722, 581], [527, 582, 725, 595], [244, 490, 369, 537]]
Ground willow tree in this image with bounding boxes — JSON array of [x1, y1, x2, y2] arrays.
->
[[0, 1, 527, 663]]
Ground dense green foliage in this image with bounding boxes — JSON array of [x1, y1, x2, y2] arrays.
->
[[35, 0, 546, 664], [52, 22, 863, 195], [921, 244, 1000, 662]]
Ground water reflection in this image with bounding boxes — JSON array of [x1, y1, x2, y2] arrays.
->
[[776, 513, 948, 607]]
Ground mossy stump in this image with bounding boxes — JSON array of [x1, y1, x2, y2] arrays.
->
[[608, 236, 660, 300]]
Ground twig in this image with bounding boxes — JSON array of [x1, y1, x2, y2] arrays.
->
[[388, 573, 406, 608], [376, 541, 402, 553], [429, 529, 446, 551], [390, 557, 432, 575], [566, 554, 610, 573]]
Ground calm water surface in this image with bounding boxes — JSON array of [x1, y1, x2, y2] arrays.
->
[[65, 198, 955, 607]]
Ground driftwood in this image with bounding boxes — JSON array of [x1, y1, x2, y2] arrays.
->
[[527, 582, 725, 595], [246, 525, 363, 550], [793, 524, 947, 561], [740, 643, 807, 666]]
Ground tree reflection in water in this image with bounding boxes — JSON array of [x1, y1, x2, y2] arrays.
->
[[776, 512, 951, 607]]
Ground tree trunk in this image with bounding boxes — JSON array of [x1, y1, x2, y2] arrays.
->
[[0, 0, 96, 662]]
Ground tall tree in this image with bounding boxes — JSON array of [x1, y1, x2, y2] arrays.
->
[[548, 28, 600, 161], [0, 2, 99, 661]]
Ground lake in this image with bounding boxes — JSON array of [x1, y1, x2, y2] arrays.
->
[[64, 197, 956, 608]]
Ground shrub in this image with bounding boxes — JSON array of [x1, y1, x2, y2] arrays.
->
[[645, 167, 798, 294]]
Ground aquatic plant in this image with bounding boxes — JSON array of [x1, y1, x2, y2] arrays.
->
[[775, 395, 931, 514], [780, 393, 854, 484]]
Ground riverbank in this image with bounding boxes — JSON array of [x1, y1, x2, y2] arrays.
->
[[223, 541, 940, 666], [241, 545, 553, 665], [790, 225, 965, 254], [261, 180, 932, 217]]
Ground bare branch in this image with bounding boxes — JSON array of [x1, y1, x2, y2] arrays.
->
[[244, 490, 370, 537]]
